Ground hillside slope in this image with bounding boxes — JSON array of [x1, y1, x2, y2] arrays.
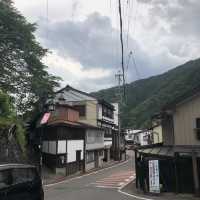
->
[[92, 58, 200, 128]]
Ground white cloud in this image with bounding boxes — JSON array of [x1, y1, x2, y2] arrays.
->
[[13, 0, 200, 91], [44, 51, 112, 91]]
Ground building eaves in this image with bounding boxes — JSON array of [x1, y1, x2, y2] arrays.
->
[[56, 85, 97, 99], [56, 85, 114, 110]]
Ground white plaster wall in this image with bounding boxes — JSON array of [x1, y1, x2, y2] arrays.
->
[[57, 140, 66, 154], [67, 140, 84, 163]]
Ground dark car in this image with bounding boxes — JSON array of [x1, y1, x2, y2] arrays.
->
[[0, 164, 44, 200]]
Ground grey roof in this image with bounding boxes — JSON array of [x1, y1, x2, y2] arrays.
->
[[55, 85, 114, 109], [56, 85, 96, 102]]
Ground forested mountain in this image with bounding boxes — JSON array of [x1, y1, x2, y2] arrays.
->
[[92, 58, 200, 128]]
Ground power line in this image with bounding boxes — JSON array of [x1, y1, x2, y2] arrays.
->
[[131, 51, 140, 80], [126, 50, 140, 81]]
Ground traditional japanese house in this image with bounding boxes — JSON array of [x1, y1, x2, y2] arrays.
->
[[135, 86, 200, 196], [54, 85, 123, 162], [37, 103, 104, 176]]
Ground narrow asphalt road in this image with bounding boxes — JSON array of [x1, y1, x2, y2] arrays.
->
[[44, 150, 136, 200]]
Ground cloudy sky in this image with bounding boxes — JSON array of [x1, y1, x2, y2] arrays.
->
[[13, 0, 200, 92]]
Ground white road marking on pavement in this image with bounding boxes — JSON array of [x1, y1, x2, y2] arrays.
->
[[118, 178, 155, 200], [118, 190, 155, 200], [96, 185, 119, 189], [92, 170, 135, 189], [44, 159, 129, 188]]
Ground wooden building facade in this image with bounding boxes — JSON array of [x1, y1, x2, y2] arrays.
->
[[38, 103, 104, 176]]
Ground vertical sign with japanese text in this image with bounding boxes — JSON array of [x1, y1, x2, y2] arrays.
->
[[149, 160, 160, 193]]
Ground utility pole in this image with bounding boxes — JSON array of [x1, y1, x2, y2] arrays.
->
[[118, 0, 126, 98], [115, 71, 123, 161]]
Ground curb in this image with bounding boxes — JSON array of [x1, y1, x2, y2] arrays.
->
[[44, 159, 129, 188], [118, 180, 155, 200]]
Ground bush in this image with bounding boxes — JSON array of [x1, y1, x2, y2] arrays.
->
[[0, 91, 26, 152]]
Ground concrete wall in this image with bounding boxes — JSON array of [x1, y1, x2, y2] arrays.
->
[[85, 150, 104, 171], [85, 162, 95, 171], [173, 94, 200, 146]]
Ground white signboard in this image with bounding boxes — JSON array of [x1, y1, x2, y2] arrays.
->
[[149, 160, 160, 193]]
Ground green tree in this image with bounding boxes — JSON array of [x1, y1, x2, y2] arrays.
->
[[0, 0, 60, 114], [0, 90, 25, 150]]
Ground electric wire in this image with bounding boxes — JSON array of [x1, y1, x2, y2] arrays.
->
[[131, 52, 140, 80]]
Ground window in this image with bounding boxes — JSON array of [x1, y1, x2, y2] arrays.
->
[[195, 118, 200, 140], [102, 106, 114, 119], [74, 105, 86, 117], [86, 151, 94, 163]]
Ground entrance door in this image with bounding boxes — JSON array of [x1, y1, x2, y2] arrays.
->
[[76, 150, 82, 171]]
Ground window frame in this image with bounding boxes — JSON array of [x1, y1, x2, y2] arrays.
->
[[86, 151, 95, 163], [74, 105, 86, 117]]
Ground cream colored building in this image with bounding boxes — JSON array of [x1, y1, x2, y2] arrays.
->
[[162, 90, 200, 146], [172, 93, 200, 146]]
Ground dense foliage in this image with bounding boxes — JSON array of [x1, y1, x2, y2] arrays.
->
[[0, 0, 60, 114], [92, 58, 200, 129], [0, 90, 25, 150], [0, 0, 61, 152]]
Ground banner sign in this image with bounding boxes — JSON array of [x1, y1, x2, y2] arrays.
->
[[149, 160, 160, 193], [40, 113, 51, 125]]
